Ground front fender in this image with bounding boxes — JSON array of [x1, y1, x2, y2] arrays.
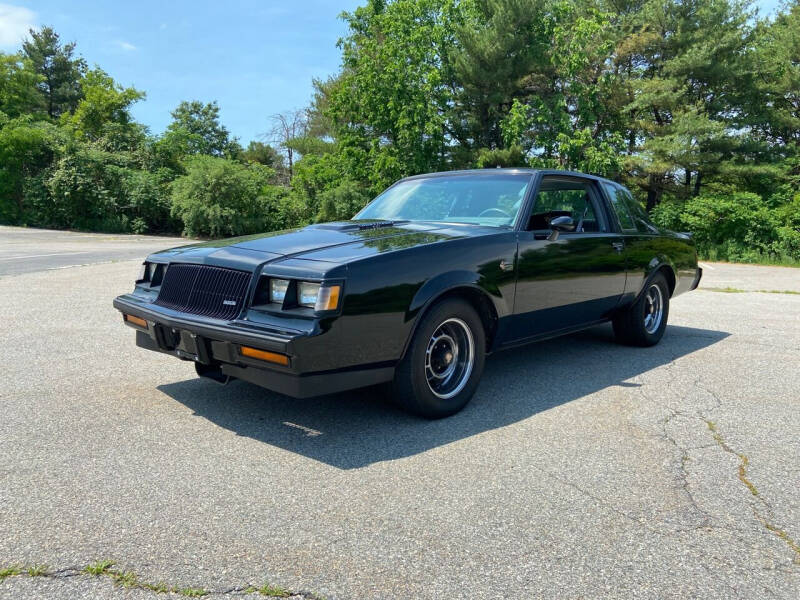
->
[[407, 270, 510, 321]]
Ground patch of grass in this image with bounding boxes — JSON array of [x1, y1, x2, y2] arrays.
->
[[142, 581, 170, 593], [177, 588, 208, 597], [0, 566, 22, 580], [706, 420, 800, 561], [83, 560, 114, 575], [764, 523, 800, 561], [706, 420, 757, 494], [702, 286, 746, 293], [702, 286, 800, 295], [4, 560, 314, 598], [26, 564, 48, 576], [110, 570, 138, 588], [254, 583, 292, 597]]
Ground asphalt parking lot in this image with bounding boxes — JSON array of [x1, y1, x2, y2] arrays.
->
[[0, 226, 188, 276], [1, 226, 799, 599]]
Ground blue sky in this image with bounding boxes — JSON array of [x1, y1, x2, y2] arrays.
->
[[0, 1, 362, 144], [0, 0, 786, 145]]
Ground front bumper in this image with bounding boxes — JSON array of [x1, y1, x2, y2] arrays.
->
[[113, 295, 394, 398]]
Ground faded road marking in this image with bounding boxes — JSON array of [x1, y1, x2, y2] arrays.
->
[[0, 251, 91, 261]]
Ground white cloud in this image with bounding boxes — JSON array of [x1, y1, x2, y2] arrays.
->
[[0, 3, 36, 49], [117, 40, 137, 51]]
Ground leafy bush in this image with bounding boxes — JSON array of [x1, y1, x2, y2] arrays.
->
[[650, 192, 800, 264], [650, 199, 685, 232], [45, 145, 124, 230], [170, 155, 285, 237], [680, 193, 775, 251], [117, 168, 174, 233], [316, 180, 371, 222], [0, 117, 59, 223]]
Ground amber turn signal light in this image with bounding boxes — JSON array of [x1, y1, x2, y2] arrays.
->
[[316, 284, 341, 311], [124, 314, 148, 328], [240, 346, 290, 366]]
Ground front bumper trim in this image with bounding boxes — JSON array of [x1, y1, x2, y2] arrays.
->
[[114, 295, 295, 353], [118, 295, 395, 398]]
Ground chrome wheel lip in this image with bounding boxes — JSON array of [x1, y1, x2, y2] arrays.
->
[[643, 284, 664, 334], [425, 317, 474, 400]]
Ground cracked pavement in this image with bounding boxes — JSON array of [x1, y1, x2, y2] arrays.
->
[[1, 227, 799, 599]]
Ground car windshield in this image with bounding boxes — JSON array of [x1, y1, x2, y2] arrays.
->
[[354, 173, 531, 227]]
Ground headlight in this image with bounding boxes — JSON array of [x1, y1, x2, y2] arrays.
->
[[297, 282, 321, 308], [269, 279, 290, 304], [298, 282, 341, 311]]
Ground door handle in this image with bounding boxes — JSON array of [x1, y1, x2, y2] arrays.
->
[[611, 242, 624, 252]]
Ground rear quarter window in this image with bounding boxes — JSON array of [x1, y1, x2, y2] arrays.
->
[[619, 188, 659, 233], [602, 182, 636, 231]]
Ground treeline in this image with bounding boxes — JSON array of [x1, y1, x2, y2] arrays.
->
[[0, 27, 299, 237], [1, 0, 799, 264]]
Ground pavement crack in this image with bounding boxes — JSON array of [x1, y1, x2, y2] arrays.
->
[[705, 419, 800, 564], [0, 561, 323, 598], [638, 359, 715, 529]]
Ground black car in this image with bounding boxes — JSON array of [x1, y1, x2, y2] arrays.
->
[[114, 169, 701, 418]]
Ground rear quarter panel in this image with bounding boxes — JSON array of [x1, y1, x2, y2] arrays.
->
[[623, 233, 698, 300]]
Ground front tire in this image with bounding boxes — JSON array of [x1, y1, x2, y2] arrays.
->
[[613, 272, 670, 346], [392, 298, 486, 418]]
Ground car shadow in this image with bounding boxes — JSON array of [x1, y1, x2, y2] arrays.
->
[[157, 324, 729, 470]]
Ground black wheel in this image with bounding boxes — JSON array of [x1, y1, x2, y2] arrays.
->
[[613, 272, 670, 346], [392, 298, 486, 418]]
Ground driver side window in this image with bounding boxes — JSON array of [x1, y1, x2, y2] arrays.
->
[[527, 178, 607, 233]]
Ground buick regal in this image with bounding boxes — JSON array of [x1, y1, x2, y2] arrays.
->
[[114, 169, 702, 418]]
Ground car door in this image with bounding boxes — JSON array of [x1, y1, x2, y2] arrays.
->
[[509, 175, 627, 341]]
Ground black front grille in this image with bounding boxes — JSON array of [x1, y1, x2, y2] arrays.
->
[[154, 264, 252, 320]]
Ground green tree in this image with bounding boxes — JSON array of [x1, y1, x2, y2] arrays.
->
[[63, 68, 145, 143], [450, 0, 553, 153], [21, 26, 86, 118], [0, 53, 41, 118], [618, 0, 757, 207], [241, 140, 283, 169], [164, 100, 240, 157], [745, 0, 800, 148], [330, 0, 460, 189]]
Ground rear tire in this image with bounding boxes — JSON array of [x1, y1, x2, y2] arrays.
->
[[613, 272, 670, 346], [392, 298, 486, 418]]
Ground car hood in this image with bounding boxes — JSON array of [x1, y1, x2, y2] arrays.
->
[[149, 221, 495, 267]]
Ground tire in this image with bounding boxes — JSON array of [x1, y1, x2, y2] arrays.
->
[[392, 298, 486, 418], [613, 272, 670, 347]]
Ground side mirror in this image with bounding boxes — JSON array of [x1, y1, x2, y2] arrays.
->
[[549, 215, 576, 232]]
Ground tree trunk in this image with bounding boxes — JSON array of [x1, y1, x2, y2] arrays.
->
[[646, 173, 664, 211], [693, 172, 702, 197], [46, 73, 55, 118]]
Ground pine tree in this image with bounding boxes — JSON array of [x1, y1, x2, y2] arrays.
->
[[617, 0, 756, 207], [21, 26, 86, 118]]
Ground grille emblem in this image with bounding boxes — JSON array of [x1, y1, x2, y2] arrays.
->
[[222, 300, 237, 306]]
